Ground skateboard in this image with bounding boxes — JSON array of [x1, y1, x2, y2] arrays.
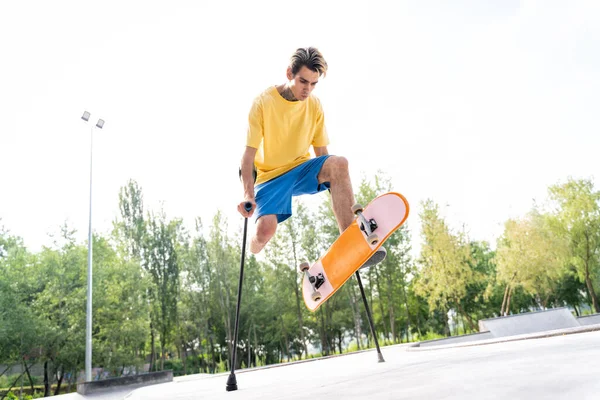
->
[[300, 192, 409, 312]]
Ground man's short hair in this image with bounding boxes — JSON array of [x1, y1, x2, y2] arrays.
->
[[289, 47, 328, 77]]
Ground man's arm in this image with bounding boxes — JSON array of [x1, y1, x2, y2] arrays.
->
[[239, 146, 258, 215], [314, 146, 329, 157]]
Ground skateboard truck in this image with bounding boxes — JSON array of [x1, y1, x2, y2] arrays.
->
[[351, 203, 380, 245], [299, 262, 323, 302], [309, 273, 325, 289], [360, 218, 378, 234]]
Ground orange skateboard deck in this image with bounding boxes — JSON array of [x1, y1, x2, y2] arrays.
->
[[301, 192, 409, 311]]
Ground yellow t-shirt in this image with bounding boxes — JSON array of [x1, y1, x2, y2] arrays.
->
[[246, 86, 329, 185]]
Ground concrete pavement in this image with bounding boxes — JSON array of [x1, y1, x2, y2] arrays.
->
[[57, 329, 600, 400]]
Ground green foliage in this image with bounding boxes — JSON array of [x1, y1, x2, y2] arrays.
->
[[3, 173, 600, 387], [496, 210, 568, 309], [413, 331, 446, 342], [414, 199, 473, 314], [143, 210, 181, 369], [547, 178, 600, 312]]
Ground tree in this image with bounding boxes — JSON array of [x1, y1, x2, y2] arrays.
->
[[116, 180, 146, 261], [414, 200, 473, 335], [93, 235, 148, 377], [35, 225, 89, 395], [0, 229, 41, 395], [143, 210, 181, 370], [495, 210, 567, 314], [548, 178, 600, 313], [465, 241, 501, 322]]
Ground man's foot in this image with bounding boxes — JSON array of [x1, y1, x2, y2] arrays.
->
[[360, 247, 387, 270]]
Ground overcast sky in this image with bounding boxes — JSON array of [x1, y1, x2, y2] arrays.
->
[[1, 0, 599, 256]]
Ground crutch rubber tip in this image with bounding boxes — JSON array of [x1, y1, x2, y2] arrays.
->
[[226, 372, 238, 391]]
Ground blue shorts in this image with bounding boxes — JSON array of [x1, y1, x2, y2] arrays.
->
[[255, 155, 331, 223]]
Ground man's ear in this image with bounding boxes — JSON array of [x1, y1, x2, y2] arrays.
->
[[286, 66, 294, 81]]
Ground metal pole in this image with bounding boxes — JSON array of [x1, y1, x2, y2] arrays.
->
[[85, 125, 94, 382]]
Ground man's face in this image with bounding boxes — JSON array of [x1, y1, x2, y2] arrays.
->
[[287, 66, 320, 101]]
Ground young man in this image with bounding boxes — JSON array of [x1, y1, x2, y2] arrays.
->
[[237, 47, 385, 267]]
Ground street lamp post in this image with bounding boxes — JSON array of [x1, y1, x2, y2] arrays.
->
[[81, 111, 105, 382]]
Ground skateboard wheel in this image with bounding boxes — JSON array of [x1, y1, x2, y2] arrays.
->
[[366, 233, 379, 246], [311, 291, 322, 302], [351, 203, 364, 215], [299, 261, 310, 273]]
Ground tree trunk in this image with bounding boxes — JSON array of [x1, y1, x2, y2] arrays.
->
[[160, 334, 166, 370], [385, 271, 397, 344], [501, 283, 510, 316], [542, 294, 550, 310], [348, 285, 362, 350], [150, 322, 156, 372], [44, 360, 50, 397], [319, 308, 328, 356], [23, 359, 35, 393], [54, 365, 64, 396], [292, 282, 309, 359], [2, 365, 32, 400], [506, 286, 514, 315], [215, 251, 233, 367], [388, 303, 396, 344], [326, 302, 334, 353], [253, 324, 258, 367], [415, 302, 423, 337], [280, 316, 290, 362], [400, 282, 412, 342], [456, 302, 477, 332], [182, 339, 187, 375], [289, 235, 309, 359], [444, 308, 451, 337], [0, 365, 10, 379], [208, 334, 216, 373], [67, 370, 75, 393], [584, 233, 600, 313], [585, 273, 600, 313], [373, 269, 390, 341], [246, 325, 251, 368]]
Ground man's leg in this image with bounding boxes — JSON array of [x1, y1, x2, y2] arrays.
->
[[317, 156, 354, 234], [250, 215, 278, 254], [317, 155, 386, 269]]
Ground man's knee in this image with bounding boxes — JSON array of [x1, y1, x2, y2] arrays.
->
[[320, 156, 350, 182], [330, 155, 348, 169], [255, 215, 277, 242]]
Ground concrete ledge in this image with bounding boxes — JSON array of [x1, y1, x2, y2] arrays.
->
[[577, 314, 600, 326], [408, 323, 600, 351], [416, 331, 494, 348], [77, 370, 173, 395]]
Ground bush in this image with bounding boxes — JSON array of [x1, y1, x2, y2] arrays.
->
[[162, 359, 184, 376], [414, 331, 446, 342], [5, 391, 34, 400]]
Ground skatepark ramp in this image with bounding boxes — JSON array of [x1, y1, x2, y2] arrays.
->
[[418, 307, 600, 348], [478, 307, 579, 337]]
